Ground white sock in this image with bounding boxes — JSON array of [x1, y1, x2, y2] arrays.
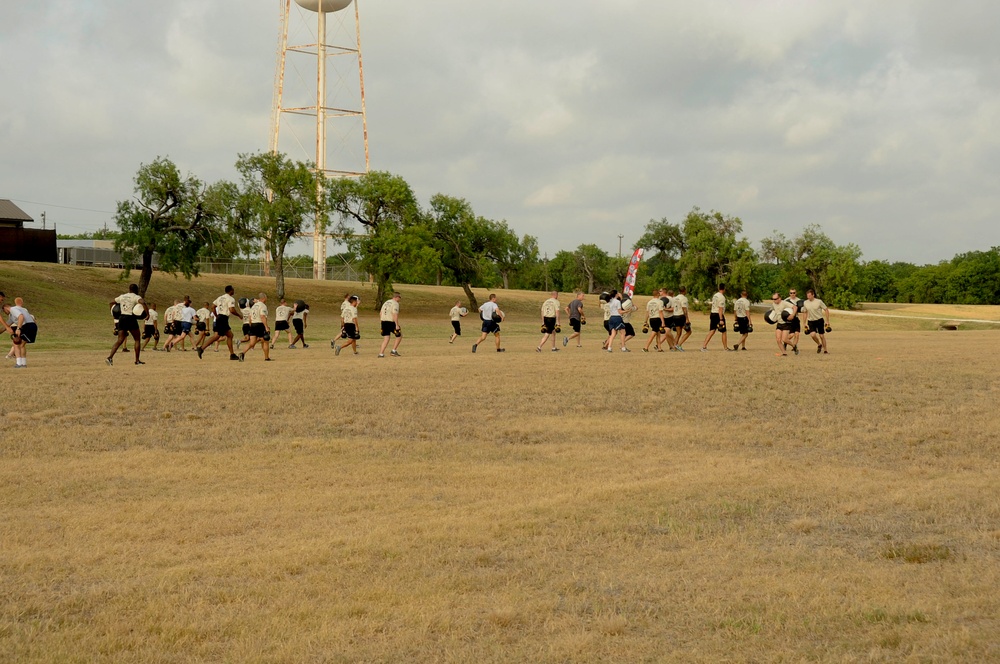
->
[[17, 358, 26, 366]]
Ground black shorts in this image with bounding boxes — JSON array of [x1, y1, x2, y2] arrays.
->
[[451, 321, 461, 335], [344, 322, 360, 340], [481, 319, 500, 334], [649, 318, 662, 332], [789, 317, 801, 332], [142, 325, 155, 339], [808, 319, 825, 335], [249, 322, 267, 338], [118, 314, 139, 332], [777, 322, 794, 332], [293, 318, 304, 334], [624, 323, 635, 336], [242, 323, 251, 336], [381, 320, 396, 336], [196, 321, 207, 332], [570, 318, 581, 333], [735, 317, 750, 334], [275, 321, 289, 331], [542, 316, 556, 334], [603, 320, 611, 333], [16, 322, 37, 344], [215, 315, 231, 335], [709, 313, 726, 331], [671, 315, 687, 330]]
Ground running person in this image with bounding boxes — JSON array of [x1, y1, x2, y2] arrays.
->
[[605, 290, 628, 352], [643, 290, 667, 352], [289, 301, 309, 348], [802, 289, 831, 354], [107, 284, 145, 366], [194, 302, 211, 348], [378, 293, 402, 358], [473, 293, 505, 353], [784, 289, 805, 355], [334, 295, 361, 356], [141, 303, 160, 352], [620, 292, 638, 351], [237, 297, 253, 348], [770, 292, 798, 356], [273, 298, 292, 349], [196, 285, 242, 361], [701, 285, 730, 352], [672, 287, 691, 350], [564, 292, 585, 348], [449, 300, 467, 344], [4, 297, 37, 369], [239, 293, 271, 362], [536, 291, 561, 352], [733, 290, 752, 351]]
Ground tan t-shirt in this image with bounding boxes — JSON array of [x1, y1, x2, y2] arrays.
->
[[601, 301, 611, 321], [146, 310, 158, 326], [380, 299, 399, 322], [541, 298, 560, 319], [275, 305, 292, 322], [711, 292, 726, 315], [673, 294, 689, 318], [241, 306, 252, 324], [646, 298, 663, 319], [620, 298, 636, 323], [196, 307, 210, 323], [734, 297, 750, 318], [343, 304, 358, 324], [214, 294, 237, 318], [449, 306, 462, 321], [802, 298, 827, 321], [250, 302, 268, 325], [115, 293, 140, 316]]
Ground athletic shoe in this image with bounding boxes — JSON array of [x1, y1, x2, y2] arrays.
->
[[741, 347, 747, 351], [390, 350, 400, 357], [793, 346, 799, 355], [302, 344, 309, 349], [165, 345, 171, 353], [817, 345, 822, 354], [378, 354, 384, 358], [335, 345, 342, 356], [621, 347, 630, 352], [229, 354, 240, 361], [676, 345, 684, 352], [264, 358, 273, 362], [606, 348, 613, 353], [497, 348, 505, 353], [725, 348, 733, 352], [239, 353, 245, 362], [449, 339, 454, 344], [536, 347, 542, 353], [700, 348, 708, 352], [196, 347, 204, 359], [563, 336, 568, 347], [330, 340, 337, 349], [472, 344, 478, 353], [135, 360, 145, 365], [642, 348, 649, 353], [551, 348, 559, 352], [288, 344, 296, 349], [823, 350, 829, 354], [733, 344, 739, 351], [105, 357, 113, 366]]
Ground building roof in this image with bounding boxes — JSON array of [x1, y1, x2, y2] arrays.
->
[[0, 199, 34, 225]]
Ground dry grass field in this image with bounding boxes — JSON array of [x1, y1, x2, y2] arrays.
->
[[1, 263, 999, 662]]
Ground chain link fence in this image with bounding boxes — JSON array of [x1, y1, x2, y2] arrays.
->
[[196, 259, 365, 282]]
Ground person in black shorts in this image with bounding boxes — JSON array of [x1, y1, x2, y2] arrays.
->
[[564, 292, 585, 348], [107, 284, 145, 366]]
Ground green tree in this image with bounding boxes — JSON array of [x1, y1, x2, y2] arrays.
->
[[114, 156, 231, 297], [234, 151, 322, 300], [573, 244, 613, 294], [427, 194, 492, 310], [328, 171, 427, 307], [677, 208, 757, 300], [485, 222, 539, 290], [760, 224, 861, 308]]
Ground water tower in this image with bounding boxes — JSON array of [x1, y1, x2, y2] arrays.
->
[[270, 0, 369, 280]]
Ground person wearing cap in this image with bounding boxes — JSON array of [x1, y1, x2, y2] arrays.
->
[[197, 285, 242, 361], [802, 289, 831, 354], [473, 293, 505, 353], [536, 291, 561, 353], [107, 284, 145, 366], [4, 297, 38, 369], [378, 292, 402, 357], [272, 298, 292, 349], [449, 300, 467, 344], [239, 293, 272, 362], [733, 290, 752, 351], [564, 291, 585, 348], [700, 284, 731, 352], [335, 295, 361, 356]]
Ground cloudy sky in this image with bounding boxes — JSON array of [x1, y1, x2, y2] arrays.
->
[[2, 0, 998, 265]]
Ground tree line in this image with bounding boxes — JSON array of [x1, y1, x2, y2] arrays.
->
[[110, 155, 1000, 308]]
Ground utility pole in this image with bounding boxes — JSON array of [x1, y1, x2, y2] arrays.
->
[[617, 234, 624, 259]]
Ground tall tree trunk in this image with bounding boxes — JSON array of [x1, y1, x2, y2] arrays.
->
[[138, 250, 154, 298], [501, 272, 510, 289], [274, 251, 286, 300], [462, 283, 479, 312]]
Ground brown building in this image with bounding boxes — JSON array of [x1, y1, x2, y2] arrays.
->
[[0, 199, 56, 262]]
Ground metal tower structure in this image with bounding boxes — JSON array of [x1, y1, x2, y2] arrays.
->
[[270, 0, 369, 280]]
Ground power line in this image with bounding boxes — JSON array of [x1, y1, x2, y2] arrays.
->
[[8, 198, 115, 215]]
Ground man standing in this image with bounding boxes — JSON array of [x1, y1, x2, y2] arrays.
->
[[4, 297, 37, 369], [701, 285, 730, 352], [564, 292, 585, 348], [448, 300, 466, 344], [141, 303, 160, 352], [378, 292, 402, 357], [536, 291, 561, 352], [733, 290, 752, 351], [107, 284, 145, 366], [643, 290, 667, 352], [803, 289, 831, 354], [272, 298, 292, 349], [197, 285, 242, 361], [239, 293, 271, 362], [334, 295, 361, 356], [289, 300, 309, 349], [672, 286, 692, 351], [473, 293, 505, 353]]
